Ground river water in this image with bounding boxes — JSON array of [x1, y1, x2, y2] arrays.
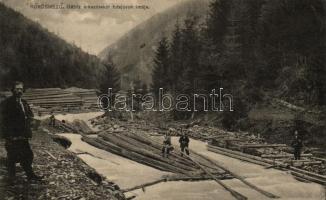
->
[[56, 112, 325, 200]]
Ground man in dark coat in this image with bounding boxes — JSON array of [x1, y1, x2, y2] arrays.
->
[[0, 81, 42, 181], [162, 131, 172, 158], [49, 111, 56, 127], [291, 130, 303, 160], [179, 130, 190, 157]]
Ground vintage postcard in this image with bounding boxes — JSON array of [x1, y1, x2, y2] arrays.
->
[[0, 0, 325, 199]]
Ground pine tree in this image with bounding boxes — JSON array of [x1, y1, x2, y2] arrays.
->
[[206, 0, 231, 52], [170, 22, 183, 92], [151, 37, 170, 95], [179, 16, 201, 93], [99, 58, 120, 95], [259, 0, 326, 104]]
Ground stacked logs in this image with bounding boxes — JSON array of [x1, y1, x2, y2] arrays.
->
[[64, 87, 99, 110], [24, 88, 83, 109], [20, 88, 99, 115], [82, 131, 225, 177]]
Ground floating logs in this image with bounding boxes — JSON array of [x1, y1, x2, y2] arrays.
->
[[82, 131, 227, 178]]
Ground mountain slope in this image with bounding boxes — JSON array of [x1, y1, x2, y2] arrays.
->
[[0, 3, 107, 90], [99, 0, 210, 88]]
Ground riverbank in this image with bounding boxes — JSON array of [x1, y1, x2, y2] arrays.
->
[[62, 132, 325, 200], [59, 112, 326, 200], [0, 127, 125, 200], [7, 111, 324, 200]]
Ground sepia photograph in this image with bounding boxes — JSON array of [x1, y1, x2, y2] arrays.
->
[[0, 0, 325, 199]]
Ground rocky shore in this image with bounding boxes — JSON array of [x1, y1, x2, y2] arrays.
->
[[0, 127, 125, 200]]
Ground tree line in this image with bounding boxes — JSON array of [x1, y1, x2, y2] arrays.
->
[[0, 3, 120, 92], [151, 0, 326, 126]]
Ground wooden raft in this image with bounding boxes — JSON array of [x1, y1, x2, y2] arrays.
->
[[82, 132, 226, 177]]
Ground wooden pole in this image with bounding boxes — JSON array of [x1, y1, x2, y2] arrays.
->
[[184, 153, 248, 200], [209, 145, 326, 185], [122, 175, 233, 193], [99, 134, 197, 171], [82, 136, 194, 175], [190, 150, 280, 198]]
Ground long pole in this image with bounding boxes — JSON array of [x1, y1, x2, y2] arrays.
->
[[184, 151, 248, 200]]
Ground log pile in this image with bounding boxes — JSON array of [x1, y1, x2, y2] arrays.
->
[[207, 144, 326, 185], [158, 118, 326, 183], [72, 119, 96, 135], [82, 118, 282, 199], [65, 87, 99, 109], [208, 135, 326, 184], [47, 118, 96, 135], [20, 88, 99, 115], [82, 131, 225, 177], [209, 135, 326, 168], [49, 118, 224, 177], [57, 114, 326, 185], [24, 88, 82, 109]]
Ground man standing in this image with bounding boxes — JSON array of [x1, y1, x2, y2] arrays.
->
[[49, 111, 56, 127], [0, 81, 42, 181], [179, 130, 190, 157], [291, 130, 303, 160], [162, 131, 172, 158]]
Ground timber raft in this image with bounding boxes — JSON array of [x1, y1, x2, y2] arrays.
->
[[81, 132, 280, 200], [207, 132, 326, 185], [52, 118, 283, 200], [48, 115, 325, 200]]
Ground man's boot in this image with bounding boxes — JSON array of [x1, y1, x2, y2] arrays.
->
[[27, 173, 43, 181], [22, 162, 43, 181], [7, 160, 16, 178]]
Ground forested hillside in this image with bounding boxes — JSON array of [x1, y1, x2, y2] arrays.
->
[[149, 0, 326, 147], [0, 3, 119, 91], [152, 0, 325, 118], [99, 0, 210, 87]]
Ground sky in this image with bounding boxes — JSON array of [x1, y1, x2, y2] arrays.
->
[[1, 0, 188, 55]]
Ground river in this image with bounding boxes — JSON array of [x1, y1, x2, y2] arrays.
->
[[55, 112, 325, 200]]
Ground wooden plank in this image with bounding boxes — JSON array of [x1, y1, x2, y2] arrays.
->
[[99, 134, 198, 172], [221, 138, 247, 142], [136, 132, 225, 172], [28, 99, 83, 103], [122, 175, 233, 193], [209, 145, 326, 185], [261, 154, 313, 159], [208, 145, 288, 167], [290, 171, 326, 185], [190, 150, 280, 198], [313, 157, 326, 163], [239, 144, 287, 148], [73, 120, 95, 134], [289, 160, 322, 165], [96, 137, 199, 174], [82, 136, 193, 175], [208, 146, 273, 167], [185, 153, 248, 200], [122, 179, 166, 193], [110, 133, 196, 167]]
